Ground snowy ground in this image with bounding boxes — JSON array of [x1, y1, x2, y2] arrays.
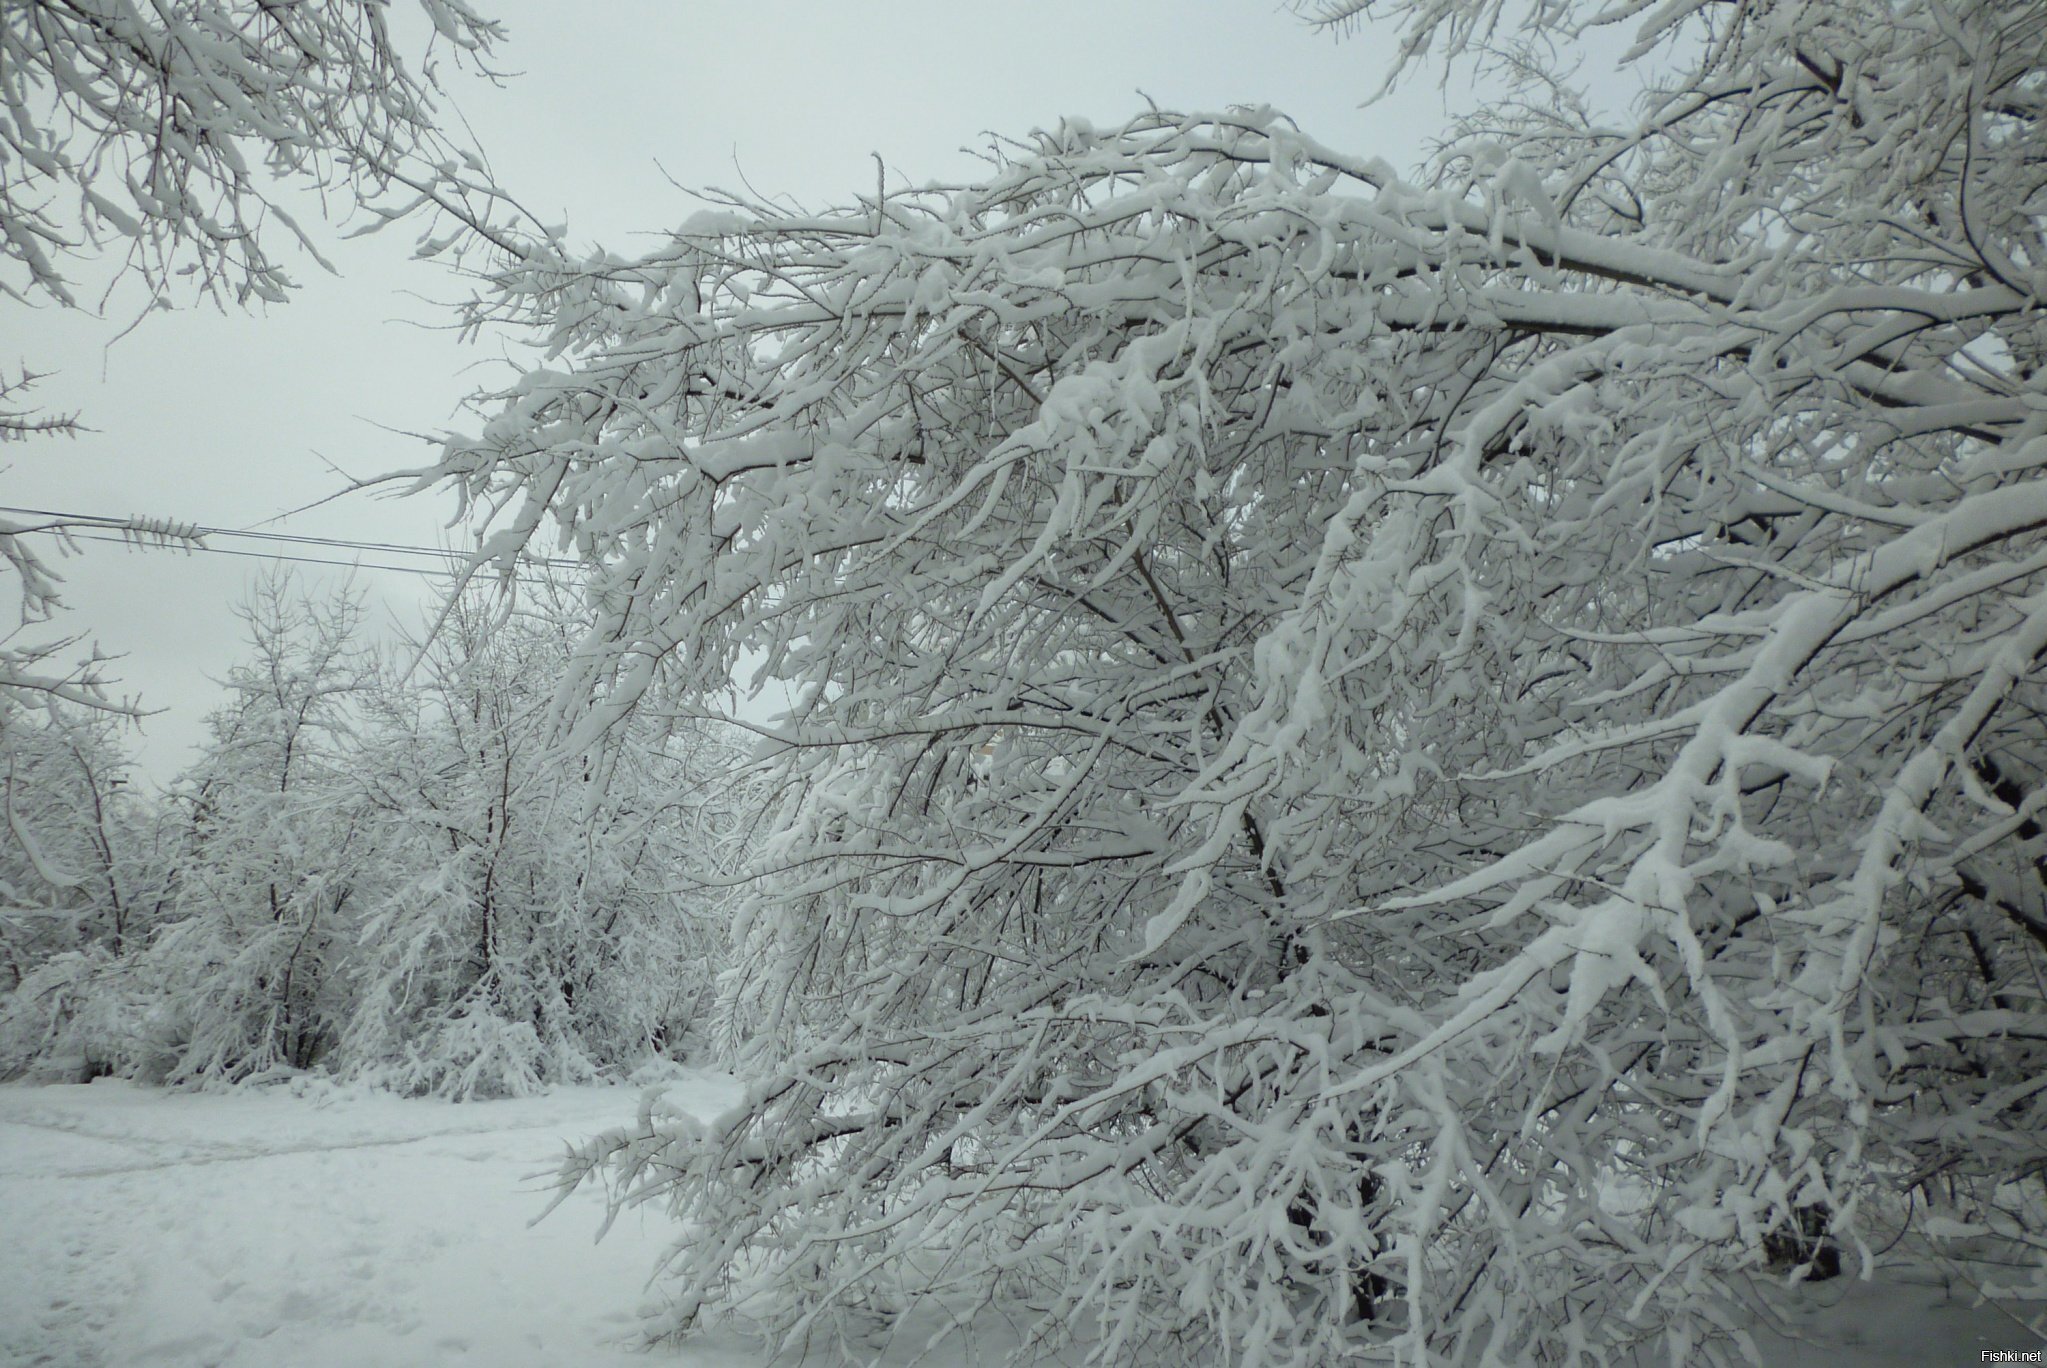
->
[[2, 1076, 2041, 1367], [0, 1075, 764, 1368]]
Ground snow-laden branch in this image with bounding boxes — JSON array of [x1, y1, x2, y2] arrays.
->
[[441, 0, 2047, 1359]]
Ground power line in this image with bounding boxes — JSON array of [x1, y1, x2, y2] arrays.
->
[[18, 530, 568, 590], [197, 523, 585, 571], [0, 503, 586, 571]]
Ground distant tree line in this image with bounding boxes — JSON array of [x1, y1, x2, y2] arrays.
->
[[0, 576, 746, 1097]]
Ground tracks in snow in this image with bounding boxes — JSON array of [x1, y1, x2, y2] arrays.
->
[[0, 1100, 589, 1180]]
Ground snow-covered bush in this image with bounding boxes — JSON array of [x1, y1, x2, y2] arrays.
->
[[0, 948, 177, 1082], [445, 0, 2047, 1360], [361, 1001, 578, 1101]]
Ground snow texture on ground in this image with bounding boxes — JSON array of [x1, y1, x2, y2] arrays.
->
[[1, 1075, 2040, 1366], [0, 1075, 762, 1368]]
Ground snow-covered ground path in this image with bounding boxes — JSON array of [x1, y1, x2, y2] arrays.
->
[[0, 1075, 766, 1368], [2, 1075, 2040, 1367]]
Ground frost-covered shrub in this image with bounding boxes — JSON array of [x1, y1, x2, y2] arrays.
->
[[0, 950, 149, 1081], [357, 1000, 581, 1100], [146, 891, 356, 1086]]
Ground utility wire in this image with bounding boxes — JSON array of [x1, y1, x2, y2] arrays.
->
[[193, 523, 583, 571], [18, 530, 567, 590], [0, 503, 586, 572]]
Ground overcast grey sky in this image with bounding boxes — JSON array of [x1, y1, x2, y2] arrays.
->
[[7, 0, 1474, 781]]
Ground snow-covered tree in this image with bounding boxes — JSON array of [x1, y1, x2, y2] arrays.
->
[[0, 699, 155, 972], [0, 696, 170, 1079], [439, 0, 2047, 1361], [343, 587, 743, 1097], [145, 575, 372, 1084]]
